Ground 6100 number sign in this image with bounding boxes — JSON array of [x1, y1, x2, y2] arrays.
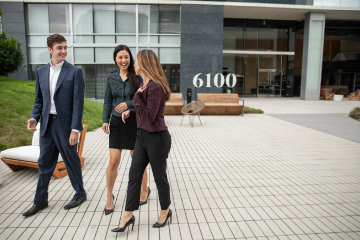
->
[[193, 73, 237, 88]]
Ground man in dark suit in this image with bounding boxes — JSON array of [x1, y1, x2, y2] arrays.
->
[[23, 34, 87, 217]]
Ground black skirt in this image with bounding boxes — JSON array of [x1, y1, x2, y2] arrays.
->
[[109, 115, 137, 150]]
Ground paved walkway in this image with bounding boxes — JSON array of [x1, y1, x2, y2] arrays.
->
[[1, 98, 360, 240], [246, 97, 360, 143]]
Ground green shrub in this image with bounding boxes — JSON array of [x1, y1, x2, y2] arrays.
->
[[244, 106, 264, 114], [0, 31, 25, 76], [349, 107, 360, 120]]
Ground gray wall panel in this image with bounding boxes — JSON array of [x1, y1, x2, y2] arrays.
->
[[180, 4, 224, 101], [2, 11, 25, 23]]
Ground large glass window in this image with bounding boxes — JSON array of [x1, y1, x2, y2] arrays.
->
[[29, 48, 50, 64], [28, 36, 48, 45], [223, 19, 297, 97], [74, 48, 94, 63], [139, 36, 158, 44], [94, 5, 115, 43], [49, 4, 70, 33], [245, 21, 258, 51], [116, 36, 136, 44], [321, 20, 360, 93], [159, 5, 180, 34], [95, 48, 114, 63], [27, 4, 49, 34], [212, 0, 310, 4], [116, 5, 136, 33], [223, 26, 244, 50], [314, 0, 360, 7], [73, 4, 93, 43], [138, 5, 159, 34], [94, 5, 115, 34], [159, 48, 180, 64], [258, 28, 283, 51], [27, 3, 181, 99]]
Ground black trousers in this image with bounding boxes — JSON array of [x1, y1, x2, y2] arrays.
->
[[34, 117, 86, 205], [125, 129, 171, 211]]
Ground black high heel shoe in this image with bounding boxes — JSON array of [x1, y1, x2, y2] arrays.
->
[[111, 215, 135, 232], [104, 194, 114, 215], [139, 187, 151, 206], [152, 209, 172, 228]]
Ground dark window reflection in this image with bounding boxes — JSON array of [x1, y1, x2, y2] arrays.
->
[[162, 64, 180, 93], [75, 64, 117, 99]]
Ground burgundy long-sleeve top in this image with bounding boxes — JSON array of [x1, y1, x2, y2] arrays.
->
[[129, 80, 168, 132]]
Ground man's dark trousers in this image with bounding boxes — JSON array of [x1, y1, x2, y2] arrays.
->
[[34, 117, 86, 205]]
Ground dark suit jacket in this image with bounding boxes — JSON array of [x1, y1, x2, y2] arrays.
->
[[31, 60, 85, 136]]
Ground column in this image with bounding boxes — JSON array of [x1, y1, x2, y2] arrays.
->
[[300, 12, 325, 100], [180, 4, 224, 101]]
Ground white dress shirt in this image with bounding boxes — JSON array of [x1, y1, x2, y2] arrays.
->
[[49, 60, 64, 114]]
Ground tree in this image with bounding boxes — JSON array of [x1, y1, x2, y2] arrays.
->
[[0, 9, 25, 76]]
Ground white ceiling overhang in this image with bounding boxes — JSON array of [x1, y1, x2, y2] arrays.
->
[[223, 3, 360, 21]]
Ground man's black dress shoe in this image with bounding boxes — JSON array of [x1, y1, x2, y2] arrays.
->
[[22, 202, 48, 217], [64, 196, 87, 210]]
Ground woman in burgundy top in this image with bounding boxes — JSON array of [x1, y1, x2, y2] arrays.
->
[[112, 50, 172, 233]]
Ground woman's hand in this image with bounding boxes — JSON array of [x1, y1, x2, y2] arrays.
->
[[122, 110, 130, 123], [137, 85, 146, 93], [115, 102, 128, 113], [102, 123, 110, 134]]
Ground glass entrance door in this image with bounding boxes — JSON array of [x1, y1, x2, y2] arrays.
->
[[258, 69, 282, 96], [257, 54, 284, 97], [223, 52, 294, 97]]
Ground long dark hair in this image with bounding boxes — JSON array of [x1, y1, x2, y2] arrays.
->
[[113, 45, 141, 97]]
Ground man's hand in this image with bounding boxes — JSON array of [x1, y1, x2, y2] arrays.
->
[[122, 110, 130, 123], [115, 102, 128, 113], [102, 123, 110, 134], [27, 119, 37, 131], [69, 131, 79, 145]]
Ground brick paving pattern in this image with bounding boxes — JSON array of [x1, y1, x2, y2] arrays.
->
[[1, 99, 359, 239]]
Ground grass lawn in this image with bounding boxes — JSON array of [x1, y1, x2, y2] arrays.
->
[[243, 106, 264, 114], [0, 76, 103, 151]]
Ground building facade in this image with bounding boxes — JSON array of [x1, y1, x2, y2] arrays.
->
[[0, 0, 359, 101]]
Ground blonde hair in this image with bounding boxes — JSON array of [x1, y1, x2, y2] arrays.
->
[[137, 50, 171, 101]]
